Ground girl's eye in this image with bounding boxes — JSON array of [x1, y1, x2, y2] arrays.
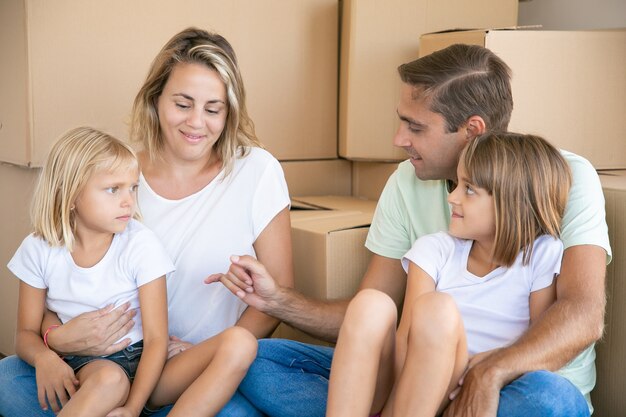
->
[[105, 187, 119, 194], [465, 185, 475, 195], [130, 184, 139, 193]]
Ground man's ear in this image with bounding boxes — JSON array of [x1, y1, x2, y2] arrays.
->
[[465, 115, 487, 139]]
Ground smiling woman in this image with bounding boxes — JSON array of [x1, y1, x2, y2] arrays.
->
[[0, 28, 293, 417]]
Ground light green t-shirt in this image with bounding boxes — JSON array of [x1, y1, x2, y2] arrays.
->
[[366, 150, 612, 412]]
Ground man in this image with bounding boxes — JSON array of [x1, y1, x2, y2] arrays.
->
[[215, 44, 610, 417]]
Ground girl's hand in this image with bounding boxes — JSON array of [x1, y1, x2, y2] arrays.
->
[[106, 406, 136, 417], [167, 335, 193, 359], [33, 350, 79, 412]]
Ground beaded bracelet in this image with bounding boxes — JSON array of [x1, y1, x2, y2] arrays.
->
[[43, 324, 60, 349]]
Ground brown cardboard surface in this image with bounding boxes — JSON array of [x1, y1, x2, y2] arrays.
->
[[0, 0, 338, 166], [593, 171, 626, 416], [0, 2, 30, 165], [281, 160, 352, 198], [276, 196, 377, 345], [419, 28, 626, 169], [338, 0, 518, 161], [352, 161, 399, 200], [0, 164, 39, 355]]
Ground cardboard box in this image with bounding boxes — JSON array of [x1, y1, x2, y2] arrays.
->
[[0, 0, 338, 166], [281, 159, 352, 198], [274, 196, 377, 345], [338, 0, 518, 161], [0, 163, 39, 355], [419, 28, 626, 169], [592, 171, 626, 417], [352, 161, 399, 200]]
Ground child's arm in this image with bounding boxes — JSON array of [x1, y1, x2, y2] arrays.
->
[[108, 276, 168, 417], [529, 279, 557, 325], [394, 263, 436, 374], [15, 281, 79, 413]]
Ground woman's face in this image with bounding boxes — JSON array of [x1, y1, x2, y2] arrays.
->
[[157, 62, 228, 164]]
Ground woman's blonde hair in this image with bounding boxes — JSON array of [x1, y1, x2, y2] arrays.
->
[[31, 127, 139, 251], [461, 132, 571, 267], [130, 27, 261, 176]]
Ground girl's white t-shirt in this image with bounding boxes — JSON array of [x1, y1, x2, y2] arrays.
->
[[8, 219, 175, 344], [402, 232, 563, 355], [138, 147, 290, 344]]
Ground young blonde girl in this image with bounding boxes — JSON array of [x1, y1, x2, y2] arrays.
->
[[326, 132, 572, 417], [9, 127, 173, 417]]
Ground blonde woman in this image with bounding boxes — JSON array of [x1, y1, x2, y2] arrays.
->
[[326, 133, 574, 417], [10, 127, 173, 417]]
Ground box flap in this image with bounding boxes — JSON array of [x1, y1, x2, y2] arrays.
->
[[290, 195, 377, 233], [600, 170, 626, 191]]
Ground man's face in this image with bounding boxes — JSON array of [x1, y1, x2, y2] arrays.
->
[[393, 83, 469, 182]]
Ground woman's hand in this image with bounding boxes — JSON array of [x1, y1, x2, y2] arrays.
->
[[167, 335, 194, 359], [46, 303, 136, 356], [33, 349, 79, 413]]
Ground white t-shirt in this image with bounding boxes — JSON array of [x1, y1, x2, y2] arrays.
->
[[402, 232, 562, 356], [8, 219, 175, 345], [138, 147, 290, 344]]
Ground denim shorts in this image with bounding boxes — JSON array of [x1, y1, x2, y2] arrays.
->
[[63, 340, 143, 381]]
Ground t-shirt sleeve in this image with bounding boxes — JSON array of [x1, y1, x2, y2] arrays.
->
[[251, 156, 291, 239], [529, 236, 564, 292], [366, 170, 412, 259], [7, 234, 48, 289], [401, 233, 451, 284], [560, 151, 611, 263], [128, 228, 176, 287]]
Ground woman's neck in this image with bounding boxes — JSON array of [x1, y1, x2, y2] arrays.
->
[[139, 150, 223, 200]]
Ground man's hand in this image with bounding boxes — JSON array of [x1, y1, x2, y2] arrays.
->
[[47, 303, 136, 356], [33, 349, 79, 413], [205, 255, 279, 312], [444, 351, 503, 417]]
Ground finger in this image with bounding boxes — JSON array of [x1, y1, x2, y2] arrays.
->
[[204, 274, 223, 284], [230, 255, 266, 276], [37, 386, 48, 411], [223, 268, 253, 292], [64, 376, 79, 397], [47, 388, 62, 413], [449, 386, 461, 400], [170, 335, 182, 342], [102, 337, 132, 355], [220, 275, 248, 299], [227, 262, 254, 286]]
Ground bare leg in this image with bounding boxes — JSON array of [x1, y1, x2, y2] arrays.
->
[[390, 292, 468, 417], [327, 289, 398, 417], [149, 326, 257, 417], [58, 360, 130, 417]]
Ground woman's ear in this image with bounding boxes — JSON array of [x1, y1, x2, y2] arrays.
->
[[465, 115, 487, 139]]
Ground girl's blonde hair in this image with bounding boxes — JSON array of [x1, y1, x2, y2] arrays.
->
[[31, 127, 139, 251], [461, 132, 571, 267], [130, 27, 261, 177]]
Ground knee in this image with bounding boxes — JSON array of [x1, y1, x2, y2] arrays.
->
[[409, 292, 461, 341], [218, 327, 258, 366], [343, 289, 397, 336], [90, 363, 130, 393], [500, 371, 589, 417]]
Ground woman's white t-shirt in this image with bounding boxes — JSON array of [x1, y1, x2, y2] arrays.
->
[[138, 147, 290, 344]]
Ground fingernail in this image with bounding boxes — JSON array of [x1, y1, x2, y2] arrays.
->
[[231, 255, 240, 262]]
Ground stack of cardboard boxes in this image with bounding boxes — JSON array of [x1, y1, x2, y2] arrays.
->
[[1, 1, 625, 415]]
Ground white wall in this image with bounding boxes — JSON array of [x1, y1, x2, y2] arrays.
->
[[519, 0, 626, 30]]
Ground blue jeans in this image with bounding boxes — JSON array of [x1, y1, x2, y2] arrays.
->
[[64, 340, 143, 381], [0, 340, 590, 417], [235, 338, 591, 417], [0, 355, 262, 417]]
